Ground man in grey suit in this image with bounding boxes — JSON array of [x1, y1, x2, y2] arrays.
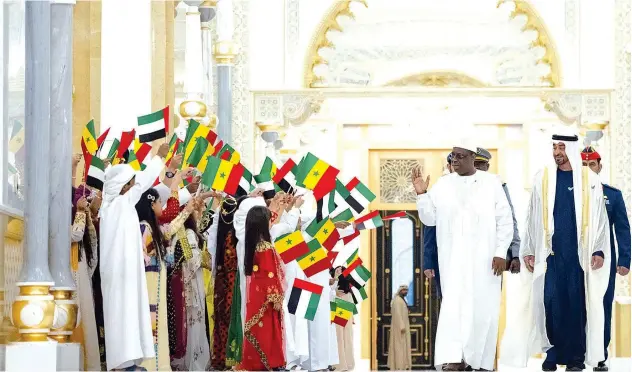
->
[[475, 147, 521, 273]]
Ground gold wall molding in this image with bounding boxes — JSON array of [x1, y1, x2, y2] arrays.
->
[[303, 0, 561, 88], [384, 71, 488, 88], [497, 0, 561, 87], [303, 0, 367, 88], [6, 218, 24, 241]]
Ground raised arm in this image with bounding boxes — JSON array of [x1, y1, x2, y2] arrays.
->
[[125, 143, 170, 205], [125, 156, 165, 205], [71, 211, 87, 243]]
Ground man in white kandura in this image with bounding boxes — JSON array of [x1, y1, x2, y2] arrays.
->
[[99, 143, 170, 371], [501, 131, 610, 371], [412, 140, 513, 371]]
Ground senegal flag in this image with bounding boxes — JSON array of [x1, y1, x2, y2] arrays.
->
[[305, 217, 339, 251], [201, 157, 245, 196], [333, 298, 355, 326], [330, 301, 337, 323], [183, 120, 211, 162], [255, 157, 277, 199], [275, 231, 310, 264], [81, 119, 98, 156], [165, 133, 182, 167], [218, 143, 240, 165], [8, 120, 25, 154], [297, 239, 330, 278], [295, 153, 339, 200]]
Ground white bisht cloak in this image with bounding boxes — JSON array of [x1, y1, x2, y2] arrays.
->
[[416, 170, 513, 371], [500, 164, 610, 367], [99, 156, 165, 370]]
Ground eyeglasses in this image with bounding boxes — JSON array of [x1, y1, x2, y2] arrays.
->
[[451, 152, 469, 160]]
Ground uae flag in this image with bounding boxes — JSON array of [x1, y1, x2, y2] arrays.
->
[[201, 157, 245, 196], [355, 210, 383, 231], [382, 211, 407, 221], [350, 285, 368, 305], [295, 153, 339, 200], [273, 159, 298, 193], [342, 230, 360, 246], [305, 217, 340, 251], [287, 278, 323, 321], [86, 155, 106, 191], [333, 298, 355, 326], [137, 106, 169, 143], [255, 157, 277, 199], [236, 167, 255, 197], [331, 208, 354, 223], [342, 257, 371, 287], [297, 239, 331, 278], [345, 177, 376, 214], [274, 231, 310, 264]]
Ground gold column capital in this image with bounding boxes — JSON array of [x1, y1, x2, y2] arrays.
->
[[213, 40, 239, 64], [179, 100, 208, 119]]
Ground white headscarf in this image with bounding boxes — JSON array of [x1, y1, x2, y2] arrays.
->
[[102, 164, 135, 207], [546, 128, 583, 248]]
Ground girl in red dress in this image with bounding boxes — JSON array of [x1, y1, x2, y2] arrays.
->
[[240, 205, 286, 371]]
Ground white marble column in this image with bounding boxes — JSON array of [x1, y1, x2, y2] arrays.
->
[[101, 0, 152, 133], [6, 2, 57, 363], [21, 0, 54, 286], [49, 0, 75, 293], [48, 2, 80, 357], [214, 0, 238, 142], [200, 1, 217, 115]]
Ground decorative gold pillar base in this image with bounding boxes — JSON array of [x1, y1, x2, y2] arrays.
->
[[11, 282, 55, 342], [48, 288, 78, 343]]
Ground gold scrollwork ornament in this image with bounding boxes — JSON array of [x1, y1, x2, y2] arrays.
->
[[11, 283, 56, 342]]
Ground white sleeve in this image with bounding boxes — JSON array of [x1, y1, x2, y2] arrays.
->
[[270, 222, 294, 241], [416, 193, 436, 226], [234, 196, 266, 243], [125, 156, 165, 205], [493, 178, 514, 258], [280, 208, 300, 231], [338, 224, 356, 238]]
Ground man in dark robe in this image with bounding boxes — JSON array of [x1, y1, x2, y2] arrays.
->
[[581, 146, 631, 371], [519, 133, 610, 371]]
